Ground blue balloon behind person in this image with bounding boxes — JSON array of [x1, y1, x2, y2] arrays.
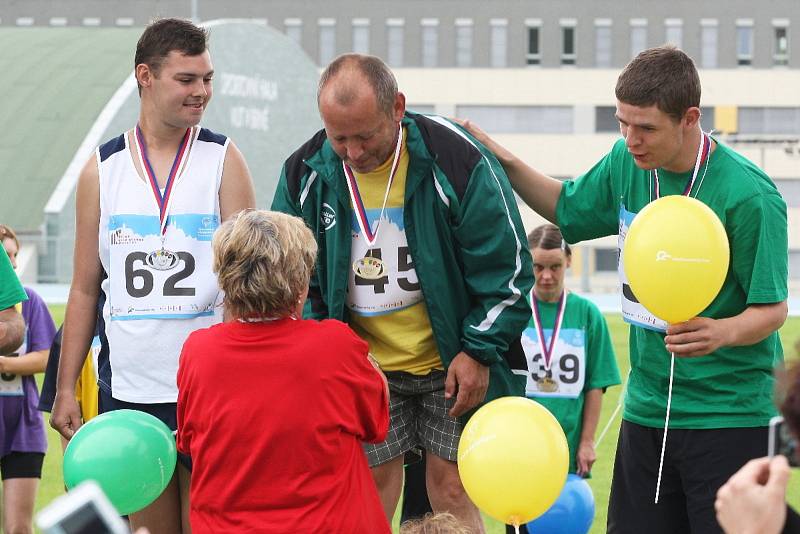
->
[[526, 474, 595, 534]]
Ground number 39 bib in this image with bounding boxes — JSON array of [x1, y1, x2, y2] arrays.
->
[[108, 213, 219, 320], [522, 326, 586, 399], [347, 207, 423, 316]]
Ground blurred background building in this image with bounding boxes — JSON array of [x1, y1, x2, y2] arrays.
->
[[1, 0, 797, 295]]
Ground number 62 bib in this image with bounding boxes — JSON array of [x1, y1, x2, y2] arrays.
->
[[107, 213, 219, 320]]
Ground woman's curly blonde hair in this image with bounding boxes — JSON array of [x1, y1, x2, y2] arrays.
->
[[399, 512, 472, 534], [212, 210, 317, 319]]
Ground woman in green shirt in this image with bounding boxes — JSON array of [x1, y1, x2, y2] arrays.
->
[[507, 224, 621, 534]]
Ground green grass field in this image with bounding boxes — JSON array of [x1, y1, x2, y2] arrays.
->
[[27, 306, 800, 533]]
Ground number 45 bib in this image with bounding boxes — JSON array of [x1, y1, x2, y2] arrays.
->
[[347, 207, 422, 316]]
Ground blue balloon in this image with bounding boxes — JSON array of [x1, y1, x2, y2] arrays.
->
[[526, 474, 595, 534]]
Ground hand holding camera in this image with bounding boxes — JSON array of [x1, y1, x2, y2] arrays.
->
[[715, 455, 791, 534]]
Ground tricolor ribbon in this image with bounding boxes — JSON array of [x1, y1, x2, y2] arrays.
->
[[652, 133, 710, 199], [343, 126, 403, 247], [530, 290, 567, 371], [134, 125, 192, 238]]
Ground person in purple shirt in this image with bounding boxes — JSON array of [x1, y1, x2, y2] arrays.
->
[[1, 224, 56, 534]]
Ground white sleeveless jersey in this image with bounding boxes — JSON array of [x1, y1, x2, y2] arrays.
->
[[97, 127, 227, 403]]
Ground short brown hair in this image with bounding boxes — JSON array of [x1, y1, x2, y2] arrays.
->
[[527, 223, 571, 257], [135, 18, 209, 89], [212, 210, 317, 319], [615, 46, 701, 122], [0, 224, 19, 250], [317, 53, 398, 116]]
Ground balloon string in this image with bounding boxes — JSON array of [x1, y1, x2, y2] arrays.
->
[[514, 524, 520, 534], [654, 352, 675, 504], [596, 372, 629, 448], [596, 402, 622, 448]]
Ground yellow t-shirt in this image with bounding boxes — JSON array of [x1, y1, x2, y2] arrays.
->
[[346, 128, 441, 375], [74, 338, 100, 421]]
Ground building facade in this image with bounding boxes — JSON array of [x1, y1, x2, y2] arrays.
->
[[1, 1, 797, 291]]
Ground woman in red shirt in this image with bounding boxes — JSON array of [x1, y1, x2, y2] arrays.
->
[[177, 210, 390, 533]]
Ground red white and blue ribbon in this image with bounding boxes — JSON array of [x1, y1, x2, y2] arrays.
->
[[530, 289, 567, 371], [134, 125, 192, 238], [343, 126, 403, 247], [652, 133, 711, 199]]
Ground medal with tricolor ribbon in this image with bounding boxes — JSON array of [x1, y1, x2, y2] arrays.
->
[[134, 125, 192, 271], [531, 289, 567, 392], [344, 126, 403, 280]]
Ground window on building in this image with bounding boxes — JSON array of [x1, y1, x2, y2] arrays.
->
[[526, 19, 542, 65], [284, 18, 302, 46], [595, 19, 612, 67], [318, 18, 336, 66], [665, 19, 683, 48], [774, 178, 800, 207], [455, 18, 473, 67], [351, 19, 369, 54], [700, 107, 716, 132], [386, 18, 404, 67], [773, 21, 789, 66], [490, 19, 508, 68], [455, 105, 574, 134], [595, 106, 619, 132], [738, 107, 765, 133], [561, 19, 577, 65], [421, 18, 439, 67], [738, 107, 800, 134], [790, 250, 800, 280], [595, 249, 618, 272], [700, 19, 719, 68], [630, 19, 648, 58], [736, 19, 754, 66]]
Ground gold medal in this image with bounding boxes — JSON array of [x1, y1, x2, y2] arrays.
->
[[146, 248, 179, 271], [353, 256, 386, 279], [537, 376, 559, 393]]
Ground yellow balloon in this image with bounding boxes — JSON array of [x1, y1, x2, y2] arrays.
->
[[457, 397, 569, 526], [623, 195, 729, 324]]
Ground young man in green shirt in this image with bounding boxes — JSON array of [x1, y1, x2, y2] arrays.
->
[[0, 244, 26, 353], [464, 46, 788, 534]]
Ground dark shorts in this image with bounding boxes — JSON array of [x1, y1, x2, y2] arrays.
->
[[1, 451, 45, 480], [98, 389, 192, 472], [607, 420, 768, 534], [363, 370, 462, 467]]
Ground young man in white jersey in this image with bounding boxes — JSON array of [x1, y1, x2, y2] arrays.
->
[[51, 18, 255, 534], [273, 54, 533, 532], [463, 46, 788, 534]]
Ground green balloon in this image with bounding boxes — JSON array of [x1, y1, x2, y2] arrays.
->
[[63, 409, 177, 515]]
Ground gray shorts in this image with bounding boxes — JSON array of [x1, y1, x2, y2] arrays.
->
[[363, 369, 462, 467]]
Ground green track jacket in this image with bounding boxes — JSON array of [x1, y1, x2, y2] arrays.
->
[[271, 112, 533, 407]]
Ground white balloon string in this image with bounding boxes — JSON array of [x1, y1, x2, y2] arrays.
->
[[654, 352, 675, 504], [596, 402, 622, 449], [514, 523, 520, 534], [596, 372, 629, 448]]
